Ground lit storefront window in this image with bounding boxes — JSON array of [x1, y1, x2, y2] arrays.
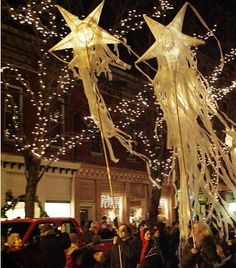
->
[[158, 198, 168, 223], [100, 194, 123, 222], [130, 208, 142, 223], [45, 202, 71, 217]]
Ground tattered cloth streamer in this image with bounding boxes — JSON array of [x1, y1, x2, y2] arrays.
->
[[49, 0, 159, 210], [135, 2, 236, 242]]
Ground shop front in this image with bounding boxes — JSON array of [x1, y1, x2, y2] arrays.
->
[[75, 163, 152, 224]]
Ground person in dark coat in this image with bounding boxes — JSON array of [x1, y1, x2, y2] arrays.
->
[[137, 227, 164, 268], [99, 216, 115, 239], [110, 224, 138, 268], [39, 223, 71, 268], [181, 222, 220, 268], [71, 244, 106, 268], [84, 221, 101, 245], [167, 222, 180, 268]]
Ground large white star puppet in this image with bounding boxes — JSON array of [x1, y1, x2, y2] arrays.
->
[[49, 1, 157, 188], [136, 3, 205, 65], [136, 3, 236, 241], [49, 0, 129, 74]]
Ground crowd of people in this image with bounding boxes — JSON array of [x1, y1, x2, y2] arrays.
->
[[1, 216, 236, 268]]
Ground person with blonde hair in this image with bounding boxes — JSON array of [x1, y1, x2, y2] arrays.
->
[[181, 222, 220, 268], [65, 233, 80, 268], [7, 233, 22, 251], [5, 233, 23, 267]]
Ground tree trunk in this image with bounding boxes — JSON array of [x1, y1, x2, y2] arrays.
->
[[24, 149, 41, 218], [25, 179, 38, 218], [148, 186, 162, 227]]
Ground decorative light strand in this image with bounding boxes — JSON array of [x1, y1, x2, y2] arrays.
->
[[2, 0, 235, 184]]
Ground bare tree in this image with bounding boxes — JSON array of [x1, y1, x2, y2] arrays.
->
[[1, 0, 89, 217], [3, 0, 234, 222], [2, 0, 173, 219]]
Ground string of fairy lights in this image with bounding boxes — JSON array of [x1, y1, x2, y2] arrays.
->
[[108, 0, 173, 38], [207, 48, 236, 100], [193, 27, 236, 100], [2, 0, 236, 181]]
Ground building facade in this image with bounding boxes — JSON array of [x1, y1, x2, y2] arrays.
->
[[1, 153, 175, 225]]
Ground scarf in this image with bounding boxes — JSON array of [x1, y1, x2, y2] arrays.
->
[[140, 240, 150, 263]]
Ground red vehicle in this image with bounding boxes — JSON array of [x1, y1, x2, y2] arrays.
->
[[1, 217, 84, 267], [1, 217, 113, 267], [1, 217, 84, 245]]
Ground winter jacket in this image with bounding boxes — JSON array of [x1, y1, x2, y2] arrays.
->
[[137, 229, 164, 268], [40, 232, 70, 268], [139, 239, 165, 268], [181, 236, 221, 268], [110, 236, 139, 268]]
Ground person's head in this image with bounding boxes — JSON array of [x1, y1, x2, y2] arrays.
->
[[100, 216, 109, 229], [93, 251, 105, 262], [118, 224, 128, 240], [193, 222, 211, 236], [7, 233, 22, 248], [192, 222, 212, 246], [69, 232, 79, 244], [101, 216, 107, 223], [61, 223, 67, 233], [90, 221, 100, 233], [40, 223, 54, 236], [153, 227, 160, 238], [143, 228, 151, 241]]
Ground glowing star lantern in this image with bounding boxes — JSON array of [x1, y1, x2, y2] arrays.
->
[[136, 3, 236, 240], [49, 1, 157, 187]]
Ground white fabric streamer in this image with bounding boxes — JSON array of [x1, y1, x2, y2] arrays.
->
[[49, 1, 158, 187], [136, 2, 236, 240]]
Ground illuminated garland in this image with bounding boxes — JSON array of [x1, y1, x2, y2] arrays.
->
[[2, 0, 235, 182], [109, 0, 173, 38]]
